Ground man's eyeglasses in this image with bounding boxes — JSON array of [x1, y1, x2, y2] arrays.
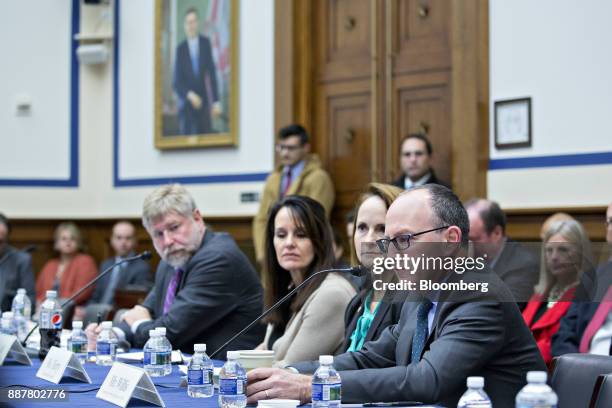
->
[[376, 225, 450, 254], [276, 144, 303, 153], [606, 218, 612, 226]]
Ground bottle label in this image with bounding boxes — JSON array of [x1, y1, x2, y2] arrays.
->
[[146, 351, 171, 365], [97, 342, 115, 356], [516, 406, 556, 408], [188, 369, 203, 385], [51, 312, 63, 329], [70, 340, 87, 354], [219, 378, 245, 395], [312, 383, 341, 401]]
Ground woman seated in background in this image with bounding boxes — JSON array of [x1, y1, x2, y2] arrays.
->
[[36, 222, 97, 308], [341, 183, 405, 352], [522, 218, 593, 365], [259, 195, 356, 366]]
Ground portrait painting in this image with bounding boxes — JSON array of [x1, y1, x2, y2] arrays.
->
[[155, 0, 238, 149]]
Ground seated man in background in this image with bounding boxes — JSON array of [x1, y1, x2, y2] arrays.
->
[[552, 202, 612, 356], [465, 198, 539, 308], [0, 213, 35, 311], [247, 185, 546, 408], [81, 221, 152, 320], [87, 184, 264, 355]]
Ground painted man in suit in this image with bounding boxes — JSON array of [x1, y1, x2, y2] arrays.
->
[[173, 7, 221, 135], [391, 133, 447, 190], [466, 198, 539, 308], [88, 221, 151, 305], [0, 213, 35, 311], [87, 184, 264, 355], [246, 185, 545, 408]]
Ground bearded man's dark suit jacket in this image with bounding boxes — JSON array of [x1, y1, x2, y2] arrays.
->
[[173, 34, 219, 135], [293, 270, 546, 408], [118, 230, 264, 356]]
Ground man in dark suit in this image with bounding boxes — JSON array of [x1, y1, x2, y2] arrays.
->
[[87, 184, 264, 355], [89, 221, 151, 305], [173, 7, 221, 135], [465, 198, 539, 307], [0, 213, 35, 311], [247, 185, 545, 407], [391, 133, 446, 189]]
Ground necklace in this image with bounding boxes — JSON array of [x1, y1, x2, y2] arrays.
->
[[547, 282, 577, 308]]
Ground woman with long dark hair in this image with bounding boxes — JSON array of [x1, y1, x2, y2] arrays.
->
[[259, 195, 356, 366]]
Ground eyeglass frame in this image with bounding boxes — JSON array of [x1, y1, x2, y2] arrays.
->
[[376, 225, 450, 254], [275, 143, 305, 153]]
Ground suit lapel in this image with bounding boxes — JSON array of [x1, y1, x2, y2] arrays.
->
[[366, 301, 390, 343]]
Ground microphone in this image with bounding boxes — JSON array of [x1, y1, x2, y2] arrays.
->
[[22, 250, 152, 347], [209, 265, 364, 359]]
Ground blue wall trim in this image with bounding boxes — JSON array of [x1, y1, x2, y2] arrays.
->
[[0, 0, 79, 187], [489, 151, 612, 170], [113, 0, 266, 188]]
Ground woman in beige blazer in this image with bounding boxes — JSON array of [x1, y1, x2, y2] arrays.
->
[[258, 195, 356, 367]]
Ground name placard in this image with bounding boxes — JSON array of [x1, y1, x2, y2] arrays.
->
[[0, 333, 32, 366], [36, 346, 91, 384], [96, 362, 165, 408]]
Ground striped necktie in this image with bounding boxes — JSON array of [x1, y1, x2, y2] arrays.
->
[[162, 268, 183, 315], [411, 299, 433, 364]]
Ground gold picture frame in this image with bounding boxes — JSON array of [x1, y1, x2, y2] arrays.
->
[[154, 0, 238, 150]]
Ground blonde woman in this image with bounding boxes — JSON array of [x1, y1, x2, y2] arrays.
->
[[522, 219, 593, 364]]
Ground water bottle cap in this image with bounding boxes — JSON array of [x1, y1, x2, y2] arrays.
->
[[46, 290, 57, 298], [155, 327, 167, 335], [227, 351, 240, 360], [101, 321, 113, 329], [319, 355, 333, 365], [72, 321, 83, 329], [149, 329, 157, 337], [467, 376, 484, 388], [527, 371, 547, 383], [2, 312, 13, 319], [17, 288, 26, 295], [194, 344, 207, 352]]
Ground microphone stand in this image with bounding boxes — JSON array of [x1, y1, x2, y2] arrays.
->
[[209, 266, 363, 359], [22, 251, 152, 347]]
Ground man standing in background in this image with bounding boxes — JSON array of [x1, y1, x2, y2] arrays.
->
[[392, 133, 446, 189], [173, 7, 222, 135], [253, 124, 335, 264]]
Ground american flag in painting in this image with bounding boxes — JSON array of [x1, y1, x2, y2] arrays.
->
[[205, 0, 230, 94]]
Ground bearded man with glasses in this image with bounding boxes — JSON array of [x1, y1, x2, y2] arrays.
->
[[246, 184, 545, 408]]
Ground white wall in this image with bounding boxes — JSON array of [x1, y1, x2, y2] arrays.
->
[[489, 0, 612, 208], [0, 0, 274, 219]]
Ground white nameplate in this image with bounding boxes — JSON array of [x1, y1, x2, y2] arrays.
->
[[36, 346, 91, 384], [96, 362, 165, 408], [0, 333, 32, 366]]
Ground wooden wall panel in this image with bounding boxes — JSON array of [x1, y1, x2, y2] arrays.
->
[[8, 217, 256, 280]]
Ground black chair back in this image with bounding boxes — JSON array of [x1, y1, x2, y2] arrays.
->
[[550, 353, 612, 408], [590, 374, 612, 408]]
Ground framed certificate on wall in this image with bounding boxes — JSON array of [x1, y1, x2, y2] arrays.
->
[[494, 97, 532, 149]]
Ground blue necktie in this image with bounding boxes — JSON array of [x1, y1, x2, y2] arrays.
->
[[100, 262, 122, 305], [411, 299, 433, 364], [191, 47, 199, 76]]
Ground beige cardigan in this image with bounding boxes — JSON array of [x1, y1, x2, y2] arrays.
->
[[266, 273, 356, 367]]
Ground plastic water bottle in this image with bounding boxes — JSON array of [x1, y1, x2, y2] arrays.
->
[[187, 343, 214, 398], [219, 350, 247, 408], [67, 321, 88, 364], [312, 355, 342, 408], [457, 376, 492, 408], [144, 330, 164, 376], [96, 321, 118, 366], [516, 371, 558, 408], [154, 327, 173, 375], [11, 288, 31, 342], [39, 290, 63, 359], [1, 312, 16, 335]]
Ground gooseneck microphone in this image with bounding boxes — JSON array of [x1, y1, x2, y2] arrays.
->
[[209, 265, 364, 359], [22, 251, 152, 347]]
